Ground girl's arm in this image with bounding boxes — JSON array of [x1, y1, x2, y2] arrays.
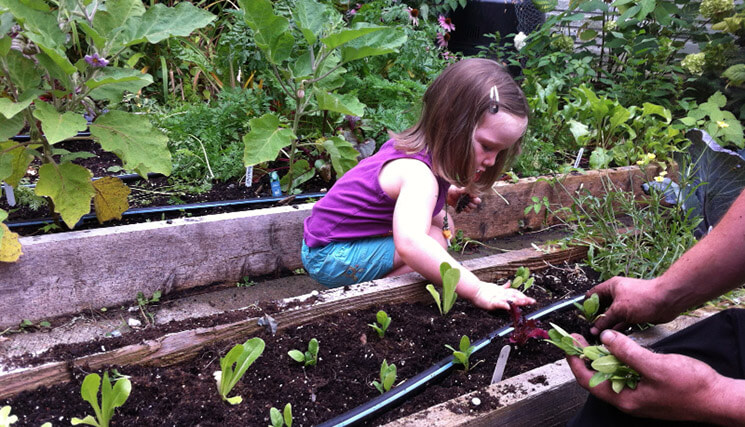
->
[[388, 159, 534, 310]]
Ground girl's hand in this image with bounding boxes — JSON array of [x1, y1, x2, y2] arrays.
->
[[470, 281, 535, 311], [446, 185, 481, 213]]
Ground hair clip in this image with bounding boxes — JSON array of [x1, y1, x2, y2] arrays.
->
[[489, 85, 499, 114]]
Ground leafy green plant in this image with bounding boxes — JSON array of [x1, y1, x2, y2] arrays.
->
[[239, 0, 406, 193], [0, 406, 17, 427], [546, 323, 640, 393], [372, 359, 397, 394], [135, 290, 161, 325], [509, 266, 534, 292], [71, 371, 131, 427], [288, 338, 319, 367], [214, 337, 266, 405], [269, 403, 293, 427], [574, 293, 601, 323], [1, 318, 51, 336], [445, 335, 475, 372], [368, 310, 391, 338], [426, 262, 460, 316], [236, 276, 256, 288], [0, 0, 216, 258], [678, 92, 744, 149]]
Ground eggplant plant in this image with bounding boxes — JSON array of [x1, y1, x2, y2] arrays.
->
[[239, 0, 406, 194], [0, 0, 216, 261], [71, 371, 131, 427]]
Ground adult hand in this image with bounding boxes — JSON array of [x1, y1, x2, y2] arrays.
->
[[446, 185, 481, 213], [567, 330, 741, 424], [588, 276, 677, 335], [470, 281, 535, 310]]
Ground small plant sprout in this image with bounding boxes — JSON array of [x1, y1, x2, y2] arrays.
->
[[372, 359, 397, 394], [71, 371, 131, 427], [426, 262, 460, 316], [445, 335, 475, 372], [269, 403, 293, 427], [509, 266, 534, 291], [508, 304, 549, 346], [545, 323, 640, 393], [574, 293, 601, 323], [135, 290, 162, 325], [214, 337, 266, 405], [368, 310, 391, 338], [288, 338, 319, 366], [0, 406, 18, 427]]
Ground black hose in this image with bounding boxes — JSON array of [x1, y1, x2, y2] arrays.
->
[[6, 192, 327, 229], [317, 294, 585, 427]]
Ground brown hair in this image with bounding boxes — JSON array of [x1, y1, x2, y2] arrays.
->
[[391, 58, 529, 193]]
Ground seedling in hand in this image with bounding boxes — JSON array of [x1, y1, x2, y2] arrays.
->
[[269, 403, 293, 427], [288, 338, 319, 366], [574, 293, 601, 322], [0, 406, 18, 427], [426, 262, 460, 316], [445, 335, 475, 372], [214, 337, 265, 404], [372, 359, 397, 393], [508, 304, 549, 346], [545, 323, 640, 393], [368, 310, 391, 338], [71, 371, 131, 427], [509, 266, 534, 292]]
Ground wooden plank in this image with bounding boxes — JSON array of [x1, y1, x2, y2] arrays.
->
[[0, 245, 587, 400]]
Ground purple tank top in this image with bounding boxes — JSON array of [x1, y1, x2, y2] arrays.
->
[[303, 139, 450, 248]]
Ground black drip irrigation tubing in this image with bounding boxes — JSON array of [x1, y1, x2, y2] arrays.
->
[[6, 191, 327, 229], [317, 294, 585, 427]]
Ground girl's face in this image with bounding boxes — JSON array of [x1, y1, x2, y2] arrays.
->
[[471, 110, 528, 181]]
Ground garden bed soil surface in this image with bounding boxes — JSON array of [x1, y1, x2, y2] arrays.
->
[[2, 263, 601, 426]]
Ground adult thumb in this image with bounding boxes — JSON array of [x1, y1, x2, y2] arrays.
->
[[600, 330, 651, 374]]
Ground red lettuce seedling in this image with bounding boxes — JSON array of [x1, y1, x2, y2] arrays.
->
[[508, 304, 549, 345]]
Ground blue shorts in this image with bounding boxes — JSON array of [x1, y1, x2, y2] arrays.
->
[[301, 237, 395, 288]]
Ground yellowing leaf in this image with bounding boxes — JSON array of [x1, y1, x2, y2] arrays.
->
[[0, 141, 37, 187], [35, 162, 95, 228], [93, 176, 130, 223], [0, 223, 22, 262]]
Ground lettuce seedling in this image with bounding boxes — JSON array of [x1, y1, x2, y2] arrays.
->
[[0, 405, 18, 427], [445, 335, 475, 371], [426, 262, 460, 316], [574, 293, 601, 323], [545, 323, 640, 393], [269, 403, 293, 427], [214, 337, 265, 405], [368, 310, 392, 338], [372, 359, 397, 394], [288, 338, 319, 366], [508, 304, 549, 346], [509, 266, 534, 291], [71, 371, 131, 427]]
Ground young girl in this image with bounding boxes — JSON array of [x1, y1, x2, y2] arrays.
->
[[302, 58, 534, 311]]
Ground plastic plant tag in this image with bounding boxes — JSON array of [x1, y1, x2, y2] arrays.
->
[[245, 166, 253, 188], [2, 183, 15, 207], [573, 147, 584, 168], [490, 344, 511, 384]]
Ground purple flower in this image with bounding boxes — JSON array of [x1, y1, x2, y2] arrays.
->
[[438, 15, 455, 32], [84, 53, 109, 68], [408, 8, 419, 26], [436, 32, 450, 49]]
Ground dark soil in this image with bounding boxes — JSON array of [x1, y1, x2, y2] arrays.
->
[[2, 263, 602, 426]]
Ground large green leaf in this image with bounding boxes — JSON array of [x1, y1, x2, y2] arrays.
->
[[242, 113, 295, 167], [92, 0, 145, 42], [723, 64, 745, 86], [35, 162, 95, 228], [0, 0, 62, 44], [5, 50, 41, 92], [77, 21, 107, 50], [314, 89, 365, 117], [110, 2, 215, 48], [321, 24, 386, 50], [0, 114, 25, 141], [295, 0, 334, 45], [89, 110, 171, 177], [87, 67, 153, 103], [33, 101, 88, 144], [239, 0, 293, 64], [0, 142, 35, 187], [340, 26, 406, 63], [0, 89, 42, 119], [25, 32, 77, 74], [323, 136, 359, 177]]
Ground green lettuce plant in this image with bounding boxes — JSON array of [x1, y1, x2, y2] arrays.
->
[[71, 371, 131, 427], [288, 338, 319, 367], [445, 335, 475, 372], [574, 293, 601, 323], [269, 403, 292, 427], [372, 359, 397, 394], [509, 266, 534, 292], [546, 323, 639, 393], [426, 262, 460, 316], [368, 310, 391, 338], [0, 0, 215, 259], [0, 405, 17, 427], [214, 337, 265, 405], [238, 0, 406, 193]]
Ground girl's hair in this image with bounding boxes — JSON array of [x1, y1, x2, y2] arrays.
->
[[391, 58, 529, 193]]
